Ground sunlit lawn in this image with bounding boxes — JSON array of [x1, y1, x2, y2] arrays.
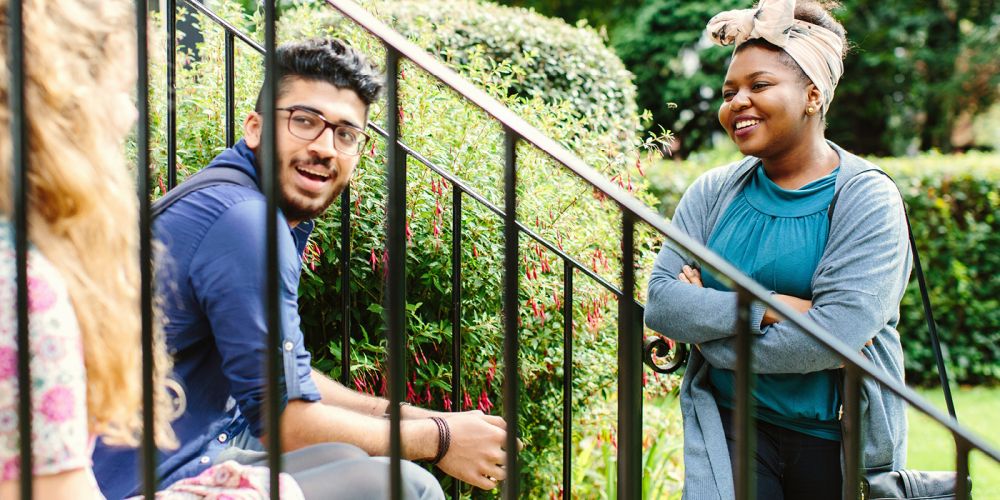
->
[[907, 386, 1000, 499]]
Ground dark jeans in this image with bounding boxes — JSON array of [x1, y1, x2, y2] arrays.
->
[[719, 407, 842, 500]]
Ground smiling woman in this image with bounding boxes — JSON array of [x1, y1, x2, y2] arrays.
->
[[644, 1, 913, 499]]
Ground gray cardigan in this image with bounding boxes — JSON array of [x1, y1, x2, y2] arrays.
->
[[644, 143, 911, 500]]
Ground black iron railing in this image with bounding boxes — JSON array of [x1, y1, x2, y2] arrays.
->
[[8, 0, 999, 499]]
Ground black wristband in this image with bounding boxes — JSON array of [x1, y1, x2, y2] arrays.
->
[[429, 416, 450, 465]]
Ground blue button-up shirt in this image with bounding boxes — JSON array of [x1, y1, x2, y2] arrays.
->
[[92, 141, 322, 499]]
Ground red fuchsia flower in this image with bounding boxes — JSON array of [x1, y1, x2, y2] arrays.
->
[[380, 376, 387, 396], [405, 221, 412, 243], [635, 157, 645, 177], [370, 248, 378, 273], [477, 390, 493, 413], [406, 381, 417, 404], [486, 358, 497, 386], [463, 390, 473, 410], [420, 349, 428, 365], [423, 385, 432, 405], [398, 107, 405, 123], [472, 244, 479, 259], [353, 377, 364, 392], [400, 68, 407, 79], [627, 173, 634, 193], [556, 232, 564, 251], [552, 292, 562, 311], [442, 392, 452, 411], [368, 141, 377, 158], [432, 222, 441, 237], [642, 372, 648, 387], [157, 174, 167, 195], [435, 200, 442, 216]]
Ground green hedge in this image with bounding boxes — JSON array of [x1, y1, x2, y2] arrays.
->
[[382, 0, 641, 136], [647, 152, 1000, 386], [145, 1, 681, 497]]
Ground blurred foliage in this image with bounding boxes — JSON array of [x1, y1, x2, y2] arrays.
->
[[511, 0, 1000, 157], [496, 0, 643, 34], [612, 0, 745, 155], [144, 0, 683, 497], [382, 0, 641, 137], [647, 152, 1000, 385]]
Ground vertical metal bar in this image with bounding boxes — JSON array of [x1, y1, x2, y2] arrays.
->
[[502, 127, 520, 500], [261, 1, 282, 498], [384, 47, 405, 500], [10, 0, 32, 496], [955, 440, 971, 500], [166, 0, 177, 188], [562, 260, 574, 499], [617, 214, 641, 500], [224, 31, 235, 148], [842, 365, 863, 500], [450, 185, 463, 498], [136, 1, 158, 496], [340, 186, 351, 385], [733, 290, 756, 500]]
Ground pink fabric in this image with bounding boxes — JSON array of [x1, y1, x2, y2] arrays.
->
[[0, 234, 96, 494], [135, 460, 304, 500]]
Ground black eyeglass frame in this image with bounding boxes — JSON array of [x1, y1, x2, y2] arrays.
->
[[275, 105, 371, 156]]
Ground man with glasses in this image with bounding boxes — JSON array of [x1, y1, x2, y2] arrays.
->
[[93, 39, 509, 499]]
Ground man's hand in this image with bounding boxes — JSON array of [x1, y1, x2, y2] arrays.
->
[[435, 411, 508, 490]]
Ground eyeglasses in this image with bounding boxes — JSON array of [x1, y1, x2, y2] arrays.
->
[[275, 106, 371, 156]]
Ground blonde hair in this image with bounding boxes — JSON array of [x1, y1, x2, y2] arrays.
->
[[0, 0, 177, 447]]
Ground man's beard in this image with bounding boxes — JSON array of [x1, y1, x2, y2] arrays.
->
[[276, 156, 341, 222]]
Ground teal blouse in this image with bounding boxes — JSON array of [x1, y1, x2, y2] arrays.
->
[[702, 164, 842, 441]]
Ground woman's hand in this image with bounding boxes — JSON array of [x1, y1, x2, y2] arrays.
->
[[678, 265, 703, 287], [761, 295, 813, 326]]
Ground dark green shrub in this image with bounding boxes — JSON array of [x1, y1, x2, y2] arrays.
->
[[648, 153, 1000, 386], [382, 0, 641, 136], [144, 1, 681, 497]]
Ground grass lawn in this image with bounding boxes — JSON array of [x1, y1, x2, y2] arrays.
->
[[907, 386, 1000, 499]]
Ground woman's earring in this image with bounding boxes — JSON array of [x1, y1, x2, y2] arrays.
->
[[807, 106, 816, 115]]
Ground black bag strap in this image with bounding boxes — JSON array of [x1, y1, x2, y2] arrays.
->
[[152, 166, 258, 219], [829, 170, 957, 420]]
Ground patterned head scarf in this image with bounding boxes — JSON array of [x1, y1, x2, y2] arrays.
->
[[707, 0, 844, 113]]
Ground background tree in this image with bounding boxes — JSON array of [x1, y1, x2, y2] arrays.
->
[[506, 0, 1000, 156]]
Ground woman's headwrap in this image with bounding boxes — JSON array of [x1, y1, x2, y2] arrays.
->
[[707, 0, 844, 113]]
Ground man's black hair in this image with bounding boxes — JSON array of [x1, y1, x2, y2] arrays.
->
[[255, 38, 383, 112]]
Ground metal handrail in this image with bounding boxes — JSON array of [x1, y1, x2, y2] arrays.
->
[[321, 2, 1000, 500], [323, 0, 1000, 462], [7, 0, 992, 498]]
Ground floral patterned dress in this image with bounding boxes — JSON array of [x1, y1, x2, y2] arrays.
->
[[0, 226, 99, 495], [1, 224, 303, 499]]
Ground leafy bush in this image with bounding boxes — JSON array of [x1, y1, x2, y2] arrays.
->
[[612, 0, 744, 156], [647, 152, 1000, 386], [382, 0, 641, 136], [143, 0, 683, 497]]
